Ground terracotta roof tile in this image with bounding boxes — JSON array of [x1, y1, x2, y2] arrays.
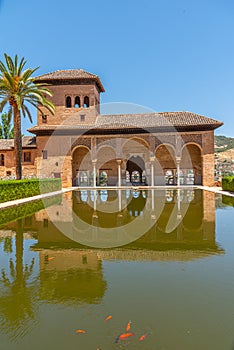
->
[[28, 111, 223, 134], [35, 69, 105, 92], [95, 111, 223, 129], [0, 139, 14, 150], [0, 136, 36, 150]]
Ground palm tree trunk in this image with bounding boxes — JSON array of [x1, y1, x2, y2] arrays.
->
[[13, 106, 22, 180], [15, 219, 24, 282]]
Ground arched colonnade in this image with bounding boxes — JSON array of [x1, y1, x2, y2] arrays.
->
[[71, 137, 202, 187]]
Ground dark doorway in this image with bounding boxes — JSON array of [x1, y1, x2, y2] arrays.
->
[[126, 156, 146, 185]]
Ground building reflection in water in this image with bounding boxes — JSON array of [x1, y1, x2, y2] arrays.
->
[[0, 189, 223, 339], [15, 188, 221, 261]]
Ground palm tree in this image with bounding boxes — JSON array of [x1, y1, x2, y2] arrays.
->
[[0, 54, 55, 179]]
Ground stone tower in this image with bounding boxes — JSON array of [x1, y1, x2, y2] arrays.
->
[[34, 69, 105, 126]]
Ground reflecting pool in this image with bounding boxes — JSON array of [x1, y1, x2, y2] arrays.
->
[[0, 189, 234, 350]]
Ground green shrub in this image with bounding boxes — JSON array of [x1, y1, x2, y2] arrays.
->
[[0, 178, 62, 203], [222, 176, 234, 191]]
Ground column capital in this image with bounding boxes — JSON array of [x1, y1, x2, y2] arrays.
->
[[150, 156, 155, 163], [116, 159, 122, 165]]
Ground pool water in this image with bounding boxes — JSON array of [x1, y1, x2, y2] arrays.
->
[[0, 189, 234, 350]]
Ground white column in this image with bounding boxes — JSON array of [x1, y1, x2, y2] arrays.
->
[[117, 159, 122, 187], [92, 160, 97, 188], [118, 189, 122, 212], [177, 188, 181, 211], [150, 156, 155, 187], [151, 188, 156, 220], [94, 189, 97, 211], [151, 188, 155, 211], [176, 157, 181, 186]]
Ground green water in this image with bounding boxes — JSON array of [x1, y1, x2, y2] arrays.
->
[[0, 189, 234, 350]]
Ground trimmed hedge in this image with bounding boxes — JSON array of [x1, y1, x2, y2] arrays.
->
[[0, 178, 62, 203], [222, 176, 234, 192], [0, 195, 62, 227]]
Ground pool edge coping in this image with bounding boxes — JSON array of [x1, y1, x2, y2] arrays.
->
[[0, 185, 233, 210]]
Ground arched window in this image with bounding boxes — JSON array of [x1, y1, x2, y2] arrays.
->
[[84, 96, 89, 108], [74, 96, 80, 108], [66, 96, 72, 108], [0, 154, 4, 166]]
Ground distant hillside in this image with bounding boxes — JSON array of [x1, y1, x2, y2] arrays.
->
[[214, 135, 234, 153]]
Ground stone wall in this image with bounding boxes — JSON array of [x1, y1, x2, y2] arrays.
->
[[202, 131, 215, 186], [0, 130, 216, 186], [0, 148, 37, 178], [37, 83, 100, 126]]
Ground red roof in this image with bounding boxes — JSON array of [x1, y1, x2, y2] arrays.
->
[[35, 69, 105, 92]]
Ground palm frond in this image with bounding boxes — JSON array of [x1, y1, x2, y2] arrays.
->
[[18, 56, 27, 75], [0, 53, 55, 122], [7, 107, 12, 123], [21, 68, 37, 83], [0, 98, 8, 112], [15, 94, 23, 110], [14, 55, 18, 72], [4, 54, 14, 75], [21, 104, 32, 123], [27, 99, 46, 117], [1, 71, 15, 89], [0, 60, 8, 74]]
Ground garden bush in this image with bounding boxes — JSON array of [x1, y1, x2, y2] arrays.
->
[[222, 176, 234, 192], [0, 178, 62, 203]]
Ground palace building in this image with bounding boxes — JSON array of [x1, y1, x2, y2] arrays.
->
[[0, 69, 223, 187]]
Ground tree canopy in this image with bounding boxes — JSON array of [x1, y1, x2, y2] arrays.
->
[[0, 111, 14, 139], [0, 54, 55, 179]]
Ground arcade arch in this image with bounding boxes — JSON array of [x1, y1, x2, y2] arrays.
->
[[122, 137, 149, 185], [181, 143, 202, 185], [97, 146, 117, 186], [72, 146, 91, 186], [155, 144, 176, 185]]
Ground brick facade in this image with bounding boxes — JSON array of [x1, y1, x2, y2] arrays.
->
[[0, 69, 223, 186]]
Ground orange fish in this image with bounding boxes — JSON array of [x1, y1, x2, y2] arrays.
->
[[119, 332, 135, 340], [104, 315, 112, 322], [126, 321, 131, 331], [48, 257, 55, 261], [76, 329, 87, 334], [138, 334, 148, 341]]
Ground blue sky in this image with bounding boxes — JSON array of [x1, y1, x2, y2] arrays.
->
[[0, 0, 234, 136]]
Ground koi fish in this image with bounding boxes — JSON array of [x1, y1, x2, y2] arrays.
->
[[104, 315, 112, 322], [119, 332, 135, 340], [138, 334, 148, 341], [75, 329, 87, 334], [48, 257, 55, 261], [126, 321, 131, 331]]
